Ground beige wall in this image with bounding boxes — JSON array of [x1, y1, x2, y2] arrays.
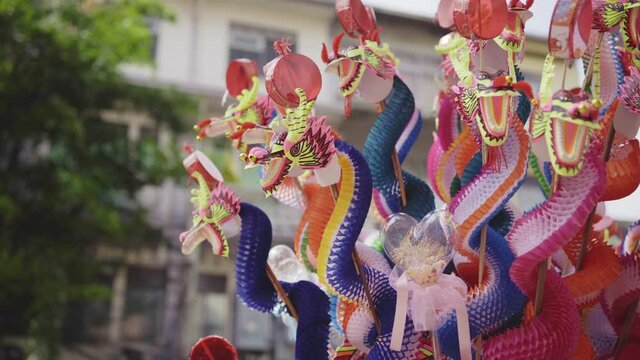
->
[[123, 0, 452, 117], [125, 0, 340, 110]]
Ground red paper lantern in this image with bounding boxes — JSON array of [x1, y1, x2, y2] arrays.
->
[[453, 0, 472, 39], [226, 59, 259, 97], [335, 0, 376, 39], [264, 52, 322, 109], [189, 336, 238, 360], [468, 0, 508, 40]]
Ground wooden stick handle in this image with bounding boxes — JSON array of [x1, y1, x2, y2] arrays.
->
[[478, 226, 488, 284], [265, 264, 299, 321], [577, 123, 616, 271], [534, 171, 559, 314], [614, 299, 638, 358], [392, 150, 407, 209], [534, 259, 548, 315], [478, 144, 488, 284], [352, 247, 382, 333], [582, 32, 605, 90], [561, 60, 570, 90], [575, 33, 610, 272]]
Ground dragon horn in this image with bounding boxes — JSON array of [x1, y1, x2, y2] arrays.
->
[[333, 32, 346, 56], [371, 27, 382, 43], [193, 118, 212, 131], [183, 143, 194, 154], [321, 42, 330, 64], [197, 129, 207, 141]]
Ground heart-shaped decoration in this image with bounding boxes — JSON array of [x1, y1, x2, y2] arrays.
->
[[381, 210, 456, 286], [268, 245, 309, 283]]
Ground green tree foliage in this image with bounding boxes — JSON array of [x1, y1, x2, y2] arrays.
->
[[0, 0, 195, 357]]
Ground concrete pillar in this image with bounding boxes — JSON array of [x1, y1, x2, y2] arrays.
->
[[108, 265, 128, 343]]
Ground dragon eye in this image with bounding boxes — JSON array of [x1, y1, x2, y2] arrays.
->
[[553, 90, 571, 102], [289, 142, 301, 156], [272, 132, 287, 146], [477, 71, 490, 80]]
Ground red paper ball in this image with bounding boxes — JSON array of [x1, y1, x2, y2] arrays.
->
[[335, 0, 376, 39], [453, 0, 472, 39], [264, 53, 322, 109], [189, 336, 238, 360], [226, 59, 259, 97], [468, 0, 508, 40]]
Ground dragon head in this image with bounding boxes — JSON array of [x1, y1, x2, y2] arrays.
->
[[180, 152, 241, 256], [224, 76, 261, 122], [475, 70, 533, 146], [322, 33, 397, 116], [495, 8, 531, 53], [193, 77, 275, 144], [620, 2, 640, 67], [545, 88, 603, 176], [240, 131, 292, 197], [238, 89, 336, 196], [598, 2, 640, 67]]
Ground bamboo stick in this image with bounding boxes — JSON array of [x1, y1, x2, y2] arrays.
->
[[265, 264, 299, 321], [576, 34, 611, 271], [613, 299, 639, 358], [576, 123, 616, 271], [376, 101, 407, 209], [534, 174, 558, 315], [478, 145, 488, 285]]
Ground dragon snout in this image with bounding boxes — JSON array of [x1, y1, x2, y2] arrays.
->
[[179, 224, 207, 255], [567, 101, 600, 121], [240, 147, 270, 168]]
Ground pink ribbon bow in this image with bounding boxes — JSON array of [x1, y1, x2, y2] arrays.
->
[[388, 266, 471, 360]]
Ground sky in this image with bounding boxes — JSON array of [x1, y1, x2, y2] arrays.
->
[[363, 0, 640, 222]]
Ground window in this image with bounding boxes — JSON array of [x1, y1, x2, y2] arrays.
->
[[228, 24, 296, 73], [123, 267, 166, 343], [200, 295, 227, 336], [139, 125, 158, 142]]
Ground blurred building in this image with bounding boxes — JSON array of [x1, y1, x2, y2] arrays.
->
[[76, 1, 560, 359]]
